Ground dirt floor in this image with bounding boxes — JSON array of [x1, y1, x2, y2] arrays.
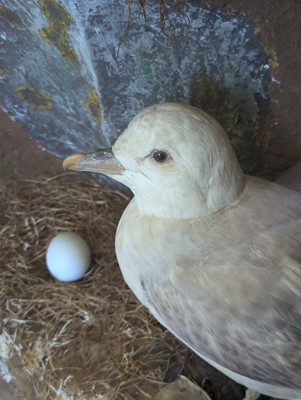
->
[[0, 109, 62, 181]]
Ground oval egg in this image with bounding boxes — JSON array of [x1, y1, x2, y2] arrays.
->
[[46, 232, 91, 282]]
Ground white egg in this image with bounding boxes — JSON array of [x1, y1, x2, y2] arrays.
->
[[46, 232, 91, 282]]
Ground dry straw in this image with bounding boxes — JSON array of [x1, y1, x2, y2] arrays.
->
[[0, 175, 187, 399]]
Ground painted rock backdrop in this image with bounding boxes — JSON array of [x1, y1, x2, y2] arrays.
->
[[1, 0, 300, 178]]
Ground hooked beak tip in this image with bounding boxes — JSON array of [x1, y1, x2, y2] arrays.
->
[[63, 153, 85, 171], [62, 149, 125, 176]]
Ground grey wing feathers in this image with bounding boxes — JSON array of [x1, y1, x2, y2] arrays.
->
[[145, 180, 301, 387]]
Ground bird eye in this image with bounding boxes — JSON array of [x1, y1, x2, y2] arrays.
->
[[152, 150, 169, 163]]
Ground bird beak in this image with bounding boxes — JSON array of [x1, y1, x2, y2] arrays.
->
[[62, 149, 125, 176]]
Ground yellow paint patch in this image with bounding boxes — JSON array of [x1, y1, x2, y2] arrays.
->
[[38, 0, 78, 64], [254, 24, 278, 69], [16, 86, 53, 110], [85, 90, 102, 125], [254, 24, 261, 34], [56, 42, 78, 64], [266, 48, 279, 69], [38, 23, 78, 64], [0, 5, 22, 25], [38, 0, 73, 26]]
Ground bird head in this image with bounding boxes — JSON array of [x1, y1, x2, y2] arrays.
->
[[63, 103, 245, 218]]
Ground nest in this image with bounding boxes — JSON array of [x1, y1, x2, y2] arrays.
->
[[0, 175, 188, 399]]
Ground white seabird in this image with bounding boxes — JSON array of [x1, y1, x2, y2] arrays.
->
[[63, 103, 301, 399]]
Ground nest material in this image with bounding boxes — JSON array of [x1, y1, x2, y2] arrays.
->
[[0, 175, 187, 399]]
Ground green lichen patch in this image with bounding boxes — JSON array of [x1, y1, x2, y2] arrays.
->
[[140, 59, 152, 75], [16, 86, 53, 110], [85, 90, 102, 125], [0, 5, 22, 25], [38, 0, 78, 64]]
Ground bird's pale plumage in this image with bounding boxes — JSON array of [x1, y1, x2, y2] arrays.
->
[[63, 103, 301, 399]]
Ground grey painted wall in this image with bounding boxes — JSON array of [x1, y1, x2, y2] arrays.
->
[[1, 0, 271, 175]]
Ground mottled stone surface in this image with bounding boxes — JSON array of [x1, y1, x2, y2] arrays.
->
[[0, 0, 273, 176]]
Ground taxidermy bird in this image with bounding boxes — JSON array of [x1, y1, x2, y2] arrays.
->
[[63, 103, 301, 399]]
